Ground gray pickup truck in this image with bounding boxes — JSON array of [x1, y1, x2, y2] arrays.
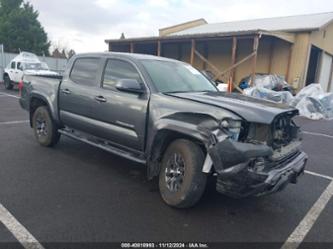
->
[[20, 52, 308, 208]]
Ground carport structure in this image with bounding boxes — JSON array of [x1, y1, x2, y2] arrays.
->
[[106, 12, 333, 92], [106, 31, 293, 92]]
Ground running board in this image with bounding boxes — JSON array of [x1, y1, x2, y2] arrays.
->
[[58, 128, 146, 164]]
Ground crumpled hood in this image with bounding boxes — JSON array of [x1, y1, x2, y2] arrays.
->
[[167, 91, 298, 124], [24, 69, 59, 76]]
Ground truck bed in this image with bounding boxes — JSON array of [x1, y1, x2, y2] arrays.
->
[[20, 75, 62, 122]]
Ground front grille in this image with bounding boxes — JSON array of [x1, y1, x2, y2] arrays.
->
[[244, 111, 300, 149]]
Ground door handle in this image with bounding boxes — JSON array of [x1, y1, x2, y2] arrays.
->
[[61, 89, 71, 94], [95, 96, 107, 103]]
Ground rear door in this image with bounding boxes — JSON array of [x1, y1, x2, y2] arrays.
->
[[88, 58, 149, 151], [58, 57, 104, 133]]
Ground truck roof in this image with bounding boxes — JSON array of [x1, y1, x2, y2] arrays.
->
[[76, 52, 181, 63]]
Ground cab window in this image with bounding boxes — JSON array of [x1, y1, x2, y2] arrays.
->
[[11, 62, 16, 69], [17, 62, 23, 70], [70, 58, 100, 86], [102, 59, 142, 89]]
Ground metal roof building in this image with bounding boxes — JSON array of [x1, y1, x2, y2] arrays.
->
[[170, 12, 333, 35], [106, 12, 333, 92]]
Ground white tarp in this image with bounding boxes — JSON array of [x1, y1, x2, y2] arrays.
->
[[244, 87, 294, 104], [249, 74, 290, 91], [291, 84, 333, 120], [244, 83, 333, 120]]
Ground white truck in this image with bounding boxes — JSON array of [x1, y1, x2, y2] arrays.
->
[[3, 52, 59, 90]]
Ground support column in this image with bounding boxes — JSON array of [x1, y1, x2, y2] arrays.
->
[[229, 37, 238, 90], [285, 44, 293, 81], [130, 43, 134, 53], [190, 39, 196, 66], [157, 40, 161, 56], [251, 35, 259, 85]]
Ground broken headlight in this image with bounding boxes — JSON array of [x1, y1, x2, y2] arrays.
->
[[220, 118, 242, 141]]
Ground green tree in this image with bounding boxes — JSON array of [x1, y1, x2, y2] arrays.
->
[[0, 0, 50, 55]]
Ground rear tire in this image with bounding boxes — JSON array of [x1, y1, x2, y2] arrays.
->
[[159, 139, 207, 208], [4, 75, 13, 90], [32, 106, 60, 147]]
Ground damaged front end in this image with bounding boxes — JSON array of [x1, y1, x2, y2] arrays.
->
[[206, 111, 308, 198]]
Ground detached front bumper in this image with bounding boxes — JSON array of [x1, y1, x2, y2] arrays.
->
[[208, 140, 308, 198]]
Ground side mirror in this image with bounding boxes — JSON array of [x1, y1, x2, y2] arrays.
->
[[115, 79, 145, 94]]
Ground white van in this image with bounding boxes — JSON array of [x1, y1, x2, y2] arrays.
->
[[3, 52, 59, 90]]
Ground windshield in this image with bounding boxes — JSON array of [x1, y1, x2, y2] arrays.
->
[[23, 62, 49, 71], [141, 60, 217, 93]]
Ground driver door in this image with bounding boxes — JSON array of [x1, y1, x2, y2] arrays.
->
[[88, 58, 149, 152], [15, 62, 24, 82], [8, 61, 16, 82]]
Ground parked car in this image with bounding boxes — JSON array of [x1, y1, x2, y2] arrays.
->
[[19, 52, 308, 208], [3, 52, 59, 90]]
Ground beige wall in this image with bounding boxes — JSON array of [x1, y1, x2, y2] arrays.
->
[[287, 33, 311, 88], [234, 37, 290, 84], [161, 36, 292, 84], [270, 39, 291, 77], [311, 22, 333, 55], [233, 39, 254, 83], [205, 40, 232, 80], [160, 36, 294, 85], [159, 19, 207, 36]]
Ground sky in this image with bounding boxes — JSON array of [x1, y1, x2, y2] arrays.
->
[[28, 0, 333, 53]]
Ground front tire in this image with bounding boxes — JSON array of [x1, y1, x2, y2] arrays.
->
[[159, 139, 207, 208], [32, 106, 60, 147], [4, 75, 13, 90]]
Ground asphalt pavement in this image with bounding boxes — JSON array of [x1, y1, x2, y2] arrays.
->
[[0, 85, 332, 249]]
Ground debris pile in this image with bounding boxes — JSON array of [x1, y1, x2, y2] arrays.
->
[[240, 74, 333, 120], [240, 74, 294, 93], [291, 84, 333, 120], [241, 74, 294, 104], [244, 87, 294, 104]]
